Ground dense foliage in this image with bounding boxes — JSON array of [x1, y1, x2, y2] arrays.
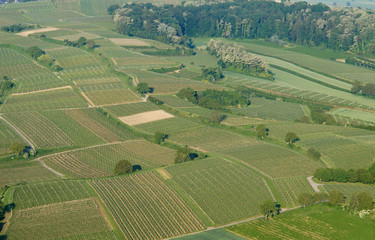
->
[[142, 47, 195, 56], [177, 88, 250, 110], [314, 164, 375, 184], [208, 40, 273, 79], [113, 1, 375, 54], [114, 160, 133, 175], [201, 67, 224, 83], [1, 24, 36, 33]]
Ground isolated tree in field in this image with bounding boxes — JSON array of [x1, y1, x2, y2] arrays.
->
[[76, 37, 87, 47], [114, 160, 133, 175], [136, 82, 150, 94], [154, 131, 167, 144], [285, 132, 299, 144], [255, 124, 268, 139], [9, 142, 25, 156], [259, 199, 278, 219], [86, 40, 96, 49], [327, 190, 345, 206], [209, 111, 225, 123], [175, 147, 193, 163], [298, 193, 314, 207], [107, 4, 120, 15], [349, 192, 374, 210], [1, 80, 13, 91], [37, 54, 54, 66], [313, 192, 327, 203], [26, 46, 44, 59], [307, 147, 321, 160]]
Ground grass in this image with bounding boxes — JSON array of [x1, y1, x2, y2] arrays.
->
[[323, 182, 375, 199], [12, 180, 92, 209], [6, 198, 116, 240], [176, 229, 246, 240], [227, 204, 375, 239], [272, 177, 315, 208], [0, 117, 26, 156], [166, 157, 272, 226], [90, 171, 205, 240], [331, 108, 375, 123], [231, 97, 306, 122], [0, 160, 60, 187], [221, 143, 322, 178], [153, 95, 196, 108], [42, 141, 176, 178], [134, 116, 201, 135]]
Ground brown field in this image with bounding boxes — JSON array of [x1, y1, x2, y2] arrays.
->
[[118, 110, 174, 126], [109, 38, 150, 46], [16, 27, 60, 37]]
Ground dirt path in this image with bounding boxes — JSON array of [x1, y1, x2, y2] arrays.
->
[[307, 176, 322, 193], [38, 159, 65, 177], [142, 94, 149, 102], [0, 116, 35, 149], [16, 27, 60, 37], [166, 206, 302, 239], [11, 86, 72, 96]]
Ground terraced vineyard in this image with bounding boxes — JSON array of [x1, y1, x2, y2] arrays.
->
[[0, 117, 26, 156], [6, 198, 116, 240], [42, 141, 176, 178], [272, 177, 315, 208], [90, 171, 205, 240], [12, 180, 91, 209], [166, 157, 272, 225]]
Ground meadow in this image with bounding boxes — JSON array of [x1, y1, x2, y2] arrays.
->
[[90, 171, 205, 240]]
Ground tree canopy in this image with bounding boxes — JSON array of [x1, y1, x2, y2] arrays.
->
[[259, 199, 279, 218], [349, 192, 374, 211], [327, 190, 345, 206], [114, 160, 133, 175], [256, 124, 269, 139], [136, 82, 151, 94], [26, 46, 44, 59], [9, 142, 25, 156], [285, 132, 299, 144]]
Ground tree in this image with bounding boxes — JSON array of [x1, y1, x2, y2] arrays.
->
[[37, 54, 54, 66], [86, 40, 96, 49], [9, 142, 25, 156], [1, 80, 13, 91], [327, 190, 345, 206], [209, 111, 225, 123], [285, 132, 299, 144], [107, 4, 120, 15], [307, 147, 321, 160], [174, 147, 197, 163], [0, 198, 4, 218], [26, 46, 44, 59], [154, 131, 167, 144], [76, 37, 87, 47], [136, 82, 150, 94], [349, 192, 373, 210], [298, 193, 314, 207], [114, 160, 133, 175], [259, 199, 278, 219], [331, 168, 349, 182], [256, 124, 268, 139], [313, 192, 327, 203], [351, 81, 362, 94]]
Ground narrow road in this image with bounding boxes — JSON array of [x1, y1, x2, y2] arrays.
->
[[165, 206, 301, 239], [38, 159, 65, 177], [307, 176, 322, 193], [0, 115, 35, 149]]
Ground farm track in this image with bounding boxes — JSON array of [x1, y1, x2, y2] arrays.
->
[[0, 115, 35, 149], [11, 86, 72, 96], [307, 176, 323, 193], [37, 159, 65, 178]]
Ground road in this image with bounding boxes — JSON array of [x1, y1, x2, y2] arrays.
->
[[0, 115, 35, 149]]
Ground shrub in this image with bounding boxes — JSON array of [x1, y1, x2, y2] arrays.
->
[[114, 160, 133, 175]]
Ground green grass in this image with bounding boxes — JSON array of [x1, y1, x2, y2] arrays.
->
[[104, 102, 160, 116], [42, 141, 176, 178], [221, 144, 322, 178], [6, 198, 116, 240], [323, 182, 375, 199], [0, 117, 26, 156], [153, 94, 196, 108], [272, 177, 315, 208], [0, 160, 60, 187], [90, 171, 205, 240], [12, 180, 92, 209], [176, 229, 246, 240], [227, 204, 375, 240], [166, 157, 272, 226], [231, 97, 306, 122], [331, 108, 375, 123]]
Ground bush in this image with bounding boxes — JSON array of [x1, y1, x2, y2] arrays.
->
[[26, 46, 44, 59], [154, 131, 167, 144], [136, 82, 151, 94], [114, 160, 133, 175], [37, 54, 54, 66], [307, 147, 321, 160]]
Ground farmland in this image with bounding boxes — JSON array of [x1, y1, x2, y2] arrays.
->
[[166, 157, 273, 226], [42, 141, 176, 178], [90, 171, 205, 239], [227, 205, 375, 239], [323, 183, 375, 199]]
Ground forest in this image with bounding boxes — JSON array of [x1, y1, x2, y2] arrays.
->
[[113, 0, 375, 54]]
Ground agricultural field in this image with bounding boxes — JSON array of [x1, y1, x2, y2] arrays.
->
[[134, 116, 201, 135], [166, 157, 273, 226], [221, 143, 322, 178], [42, 140, 176, 178], [227, 205, 375, 239], [0, 117, 26, 156], [231, 97, 306, 122], [119, 110, 174, 126], [272, 177, 315, 208], [323, 183, 375, 199], [5, 198, 116, 240], [12, 180, 92, 209], [90, 171, 205, 240], [331, 108, 375, 123], [0, 161, 59, 187], [177, 229, 246, 240], [104, 102, 160, 117], [152, 94, 196, 108]]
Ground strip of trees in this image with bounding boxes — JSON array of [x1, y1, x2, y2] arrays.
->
[[314, 163, 375, 184]]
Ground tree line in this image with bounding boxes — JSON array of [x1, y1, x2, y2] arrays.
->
[[314, 163, 375, 184], [111, 1, 375, 54]]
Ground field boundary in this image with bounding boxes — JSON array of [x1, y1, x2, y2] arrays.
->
[[0, 116, 35, 149], [11, 86, 72, 96]]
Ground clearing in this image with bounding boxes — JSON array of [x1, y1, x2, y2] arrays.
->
[[119, 110, 174, 126]]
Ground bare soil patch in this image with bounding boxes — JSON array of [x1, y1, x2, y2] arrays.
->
[[16, 27, 60, 37], [109, 38, 150, 46], [119, 110, 174, 126]]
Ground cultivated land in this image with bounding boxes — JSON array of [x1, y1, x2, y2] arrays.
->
[[1, 0, 375, 239]]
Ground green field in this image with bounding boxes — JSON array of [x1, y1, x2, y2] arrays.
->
[[0, 117, 26, 156], [166, 157, 272, 226], [42, 141, 176, 178], [90, 171, 205, 240], [323, 183, 375, 199], [331, 108, 375, 123], [6, 198, 116, 240], [104, 102, 159, 116], [228, 205, 375, 239], [176, 229, 246, 240]]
